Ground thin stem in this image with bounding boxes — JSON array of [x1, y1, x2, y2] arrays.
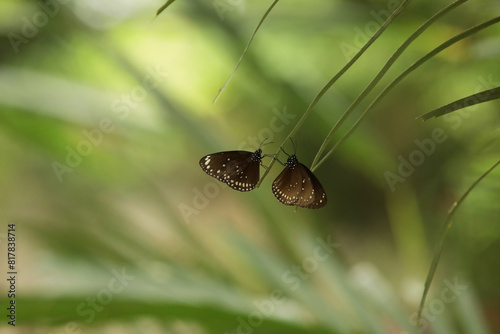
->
[[311, 0, 467, 170], [417, 159, 500, 321], [257, 0, 413, 186], [213, 0, 281, 103], [313, 15, 500, 171]]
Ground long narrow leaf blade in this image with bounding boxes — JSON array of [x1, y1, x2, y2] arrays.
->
[[417, 159, 500, 322], [156, 0, 177, 18], [417, 86, 500, 121], [213, 0, 280, 103]]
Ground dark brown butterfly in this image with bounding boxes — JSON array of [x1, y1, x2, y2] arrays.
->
[[272, 150, 327, 209], [199, 149, 265, 192]]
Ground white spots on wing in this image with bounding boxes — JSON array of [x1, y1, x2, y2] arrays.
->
[[200, 151, 261, 193]]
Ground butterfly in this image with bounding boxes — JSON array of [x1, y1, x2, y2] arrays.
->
[[272, 149, 327, 209], [199, 148, 266, 192]]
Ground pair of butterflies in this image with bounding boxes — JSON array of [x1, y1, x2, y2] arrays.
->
[[199, 148, 327, 209]]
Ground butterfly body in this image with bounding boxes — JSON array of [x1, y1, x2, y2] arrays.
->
[[199, 149, 263, 192], [272, 154, 327, 209]]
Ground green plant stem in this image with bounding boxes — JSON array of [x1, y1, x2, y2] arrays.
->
[[417, 159, 500, 321], [257, 0, 413, 187], [213, 0, 281, 103], [311, 0, 467, 170], [313, 15, 500, 171]]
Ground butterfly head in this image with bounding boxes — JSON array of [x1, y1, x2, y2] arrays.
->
[[286, 154, 298, 169], [251, 148, 263, 163]]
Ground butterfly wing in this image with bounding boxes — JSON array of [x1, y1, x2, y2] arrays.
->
[[272, 163, 327, 209], [222, 152, 261, 192], [295, 163, 327, 209], [272, 165, 305, 206], [199, 151, 260, 192]]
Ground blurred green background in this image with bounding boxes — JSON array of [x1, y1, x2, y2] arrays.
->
[[0, 0, 499, 333]]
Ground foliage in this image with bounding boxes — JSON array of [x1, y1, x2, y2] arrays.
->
[[1, 0, 499, 333]]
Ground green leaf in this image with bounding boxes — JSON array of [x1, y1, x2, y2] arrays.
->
[[417, 159, 500, 322], [311, 0, 466, 171], [213, 0, 281, 103], [155, 0, 177, 18], [417, 86, 500, 121]]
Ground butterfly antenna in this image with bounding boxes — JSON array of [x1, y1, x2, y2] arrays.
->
[[274, 147, 288, 166], [259, 138, 273, 148], [290, 138, 297, 155], [280, 147, 291, 157]]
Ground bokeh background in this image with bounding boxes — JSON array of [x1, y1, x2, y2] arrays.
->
[[1, 0, 500, 333]]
